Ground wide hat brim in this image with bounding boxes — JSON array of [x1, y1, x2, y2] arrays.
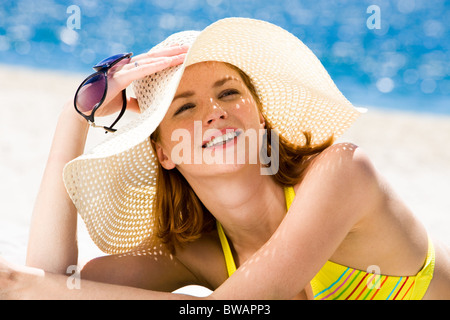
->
[[63, 17, 362, 254]]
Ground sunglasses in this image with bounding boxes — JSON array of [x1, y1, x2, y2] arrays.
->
[[74, 52, 133, 133]]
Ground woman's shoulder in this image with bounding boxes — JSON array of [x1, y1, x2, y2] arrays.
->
[[313, 142, 368, 164], [293, 142, 384, 219], [299, 142, 380, 186]]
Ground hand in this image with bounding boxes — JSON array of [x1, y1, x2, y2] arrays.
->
[[94, 45, 189, 117], [0, 256, 44, 300]]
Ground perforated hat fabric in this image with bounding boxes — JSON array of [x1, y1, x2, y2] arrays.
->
[[63, 18, 363, 254]]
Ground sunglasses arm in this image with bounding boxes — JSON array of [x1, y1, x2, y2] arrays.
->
[[89, 89, 127, 133], [106, 89, 127, 131], [87, 121, 117, 133]]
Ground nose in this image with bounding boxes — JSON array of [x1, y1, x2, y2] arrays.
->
[[204, 99, 228, 126]]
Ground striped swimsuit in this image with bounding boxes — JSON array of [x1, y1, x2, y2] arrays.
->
[[217, 186, 435, 300]]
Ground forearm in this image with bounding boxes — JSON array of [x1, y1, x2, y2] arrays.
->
[[26, 101, 89, 273], [17, 269, 200, 300]]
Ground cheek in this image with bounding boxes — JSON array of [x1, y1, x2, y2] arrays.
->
[[234, 97, 262, 125], [159, 120, 198, 152], [157, 123, 179, 153]]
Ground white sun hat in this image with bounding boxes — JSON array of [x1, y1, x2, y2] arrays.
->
[[63, 17, 363, 254]]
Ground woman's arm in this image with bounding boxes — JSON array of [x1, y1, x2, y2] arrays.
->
[[0, 256, 198, 300], [5, 144, 375, 299], [26, 102, 88, 273], [80, 241, 200, 292], [26, 45, 189, 274], [210, 144, 382, 299]]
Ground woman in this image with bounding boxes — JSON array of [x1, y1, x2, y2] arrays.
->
[[2, 18, 449, 300]]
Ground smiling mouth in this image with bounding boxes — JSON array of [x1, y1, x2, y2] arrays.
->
[[202, 130, 242, 148]]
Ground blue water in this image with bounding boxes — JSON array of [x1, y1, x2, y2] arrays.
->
[[0, 0, 449, 114]]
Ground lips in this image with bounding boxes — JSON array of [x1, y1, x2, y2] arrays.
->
[[202, 128, 242, 148]]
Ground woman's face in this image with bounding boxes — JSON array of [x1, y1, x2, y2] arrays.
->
[[154, 61, 265, 177]]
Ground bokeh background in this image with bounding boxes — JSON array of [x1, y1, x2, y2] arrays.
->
[[1, 0, 449, 113]]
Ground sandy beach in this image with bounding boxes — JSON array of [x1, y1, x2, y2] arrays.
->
[[1, 64, 449, 285]]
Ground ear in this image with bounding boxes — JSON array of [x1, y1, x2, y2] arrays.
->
[[154, 140, 176, 170]]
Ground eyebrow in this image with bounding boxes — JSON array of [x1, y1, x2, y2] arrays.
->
[[172, 76, 239, 103], [213, 76, 236, 88], [172, 91, 195, 102]]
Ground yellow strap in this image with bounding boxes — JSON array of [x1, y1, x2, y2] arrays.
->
[[410, 235, 435, 299], [217, 186, 295, 277], [217, 220, 237, 277], [284, 185, 295, 210]]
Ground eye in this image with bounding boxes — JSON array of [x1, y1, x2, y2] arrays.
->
[[219, 89, 239, 99], [174, 103, 195, 116]]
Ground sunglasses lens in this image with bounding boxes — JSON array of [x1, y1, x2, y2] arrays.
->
[[75, 74, 106, 114]]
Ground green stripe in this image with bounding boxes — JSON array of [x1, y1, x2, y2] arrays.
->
[[314, 267, 350, 298], [362, 275, 382, 300], [333, 270, 362, 300]]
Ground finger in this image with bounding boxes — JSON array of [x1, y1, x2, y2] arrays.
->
[[132, 45, 189, 61], [108, 56, 133, 72], [140, 53, 186, 75], [106, 52, 186, 101], [120, 55, 175, 72], [146, 45, 190, 58], [111, 46, 188, 73], [122, 53, 187, 82]]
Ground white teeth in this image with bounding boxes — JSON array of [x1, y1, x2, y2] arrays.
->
[[204, 131, 240, 148]]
